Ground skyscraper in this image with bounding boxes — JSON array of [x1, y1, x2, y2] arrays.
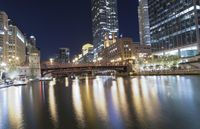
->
[[148, 0, 200, 57], [0, 11, 9, 62], [138, 0, 151, 45], [91, 0, 119, 57], [0, 11, 32, 65]]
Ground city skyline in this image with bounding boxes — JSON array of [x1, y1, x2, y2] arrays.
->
[[1, 1, 200, 129], [0, 0, 139, 60]]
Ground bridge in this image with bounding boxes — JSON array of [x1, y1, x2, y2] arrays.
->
[[41, 63, 129, 77]]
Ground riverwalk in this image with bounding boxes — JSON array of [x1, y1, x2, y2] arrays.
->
[[138, 69, 200, 76]]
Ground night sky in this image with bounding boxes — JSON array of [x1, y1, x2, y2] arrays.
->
[[0, 0, 139, 60]]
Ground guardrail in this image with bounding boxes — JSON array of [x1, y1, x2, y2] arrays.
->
[[41, 63, 128, 69]]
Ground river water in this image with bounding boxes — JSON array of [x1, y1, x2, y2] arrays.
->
[[0, 76, 200, 129]]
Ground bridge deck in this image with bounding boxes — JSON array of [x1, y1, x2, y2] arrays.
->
[[41, 64, 129, 77]]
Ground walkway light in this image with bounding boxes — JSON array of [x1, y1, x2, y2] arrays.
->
[[110, 59, 114, 63], [117, 57, 121, 61], [1, 62, 6, 67], [93, 59, 97, 63], [16, 57, 19, 61], [132, 56, 136, 60], [97, 57, 103, 61]]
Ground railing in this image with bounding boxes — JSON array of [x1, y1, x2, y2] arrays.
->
[[41, 62, 129, 77], [41, 63, 127, 69]]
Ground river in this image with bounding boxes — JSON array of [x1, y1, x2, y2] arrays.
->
[[0, 75, 200, 129]]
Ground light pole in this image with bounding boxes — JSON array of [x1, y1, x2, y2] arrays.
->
[[97, 57, 103, 65]]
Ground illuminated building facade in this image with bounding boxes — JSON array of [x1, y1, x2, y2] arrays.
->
[[0, 11, 27, 65], [0, 11, 8, 62], [148, 0, 200, 57], [0, 11, 41, 77], [8, 24, 26, 65], [26, 36, 41, 78], [91, 0, 119, 57], [80, 43, 94, 64], [72, 43, 94, 64], [28, 48, 41, 78], [138, 0, 151, 45], [82, 43, 94, 56], [58, 48, 70, 64], [100, 37, 151, 64]]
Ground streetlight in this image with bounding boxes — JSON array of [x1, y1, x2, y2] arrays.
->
[[49, 58, 54, 65], [93, 59, 97, 63], [1, 62, 7, 67], [97, 57, 103, 61]]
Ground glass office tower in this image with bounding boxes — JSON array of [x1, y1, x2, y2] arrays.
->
[[148, 0, 200, 57], [138, 0, 151, 45], [91, 0, 119, 57]]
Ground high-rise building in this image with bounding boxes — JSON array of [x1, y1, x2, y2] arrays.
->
[[138, 0, 151, 45], [8, 24, 26, 65], [0, 11, 9, 62], [58, 48, 70, 64], [148, 0, 200, 57], [0, 11, 41, 78], [91, 0, 119, 57], [0, 11, 27, 65]]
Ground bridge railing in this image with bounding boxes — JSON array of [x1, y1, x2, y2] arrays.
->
[[41, 62, 128, 69]]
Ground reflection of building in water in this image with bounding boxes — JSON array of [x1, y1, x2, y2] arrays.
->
[[110, 78, 124, 129], [65, 77, 69, 87], [93, 77, 108, 121], [131, 78, 144, 120], [0, 89, 9, 129], [48, 85, 58, 128], [82, 76, 97, 124], [116, 77, 130, 122], [7, 87, 23, 128], [72, 79, 85, 128], [131, 77, 161, 123]]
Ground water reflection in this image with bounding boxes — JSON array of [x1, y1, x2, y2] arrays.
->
[[72, 78, 85, 128], [0, 87, 23, 129], [0, 76, 200, 129], [48, 79, 58, 128], [131, 77, 162, 128], [117, 77, 130, 122], [65, 77, 69, 87], [93, 76, 108, 121], [110, 77, 126, 129]]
